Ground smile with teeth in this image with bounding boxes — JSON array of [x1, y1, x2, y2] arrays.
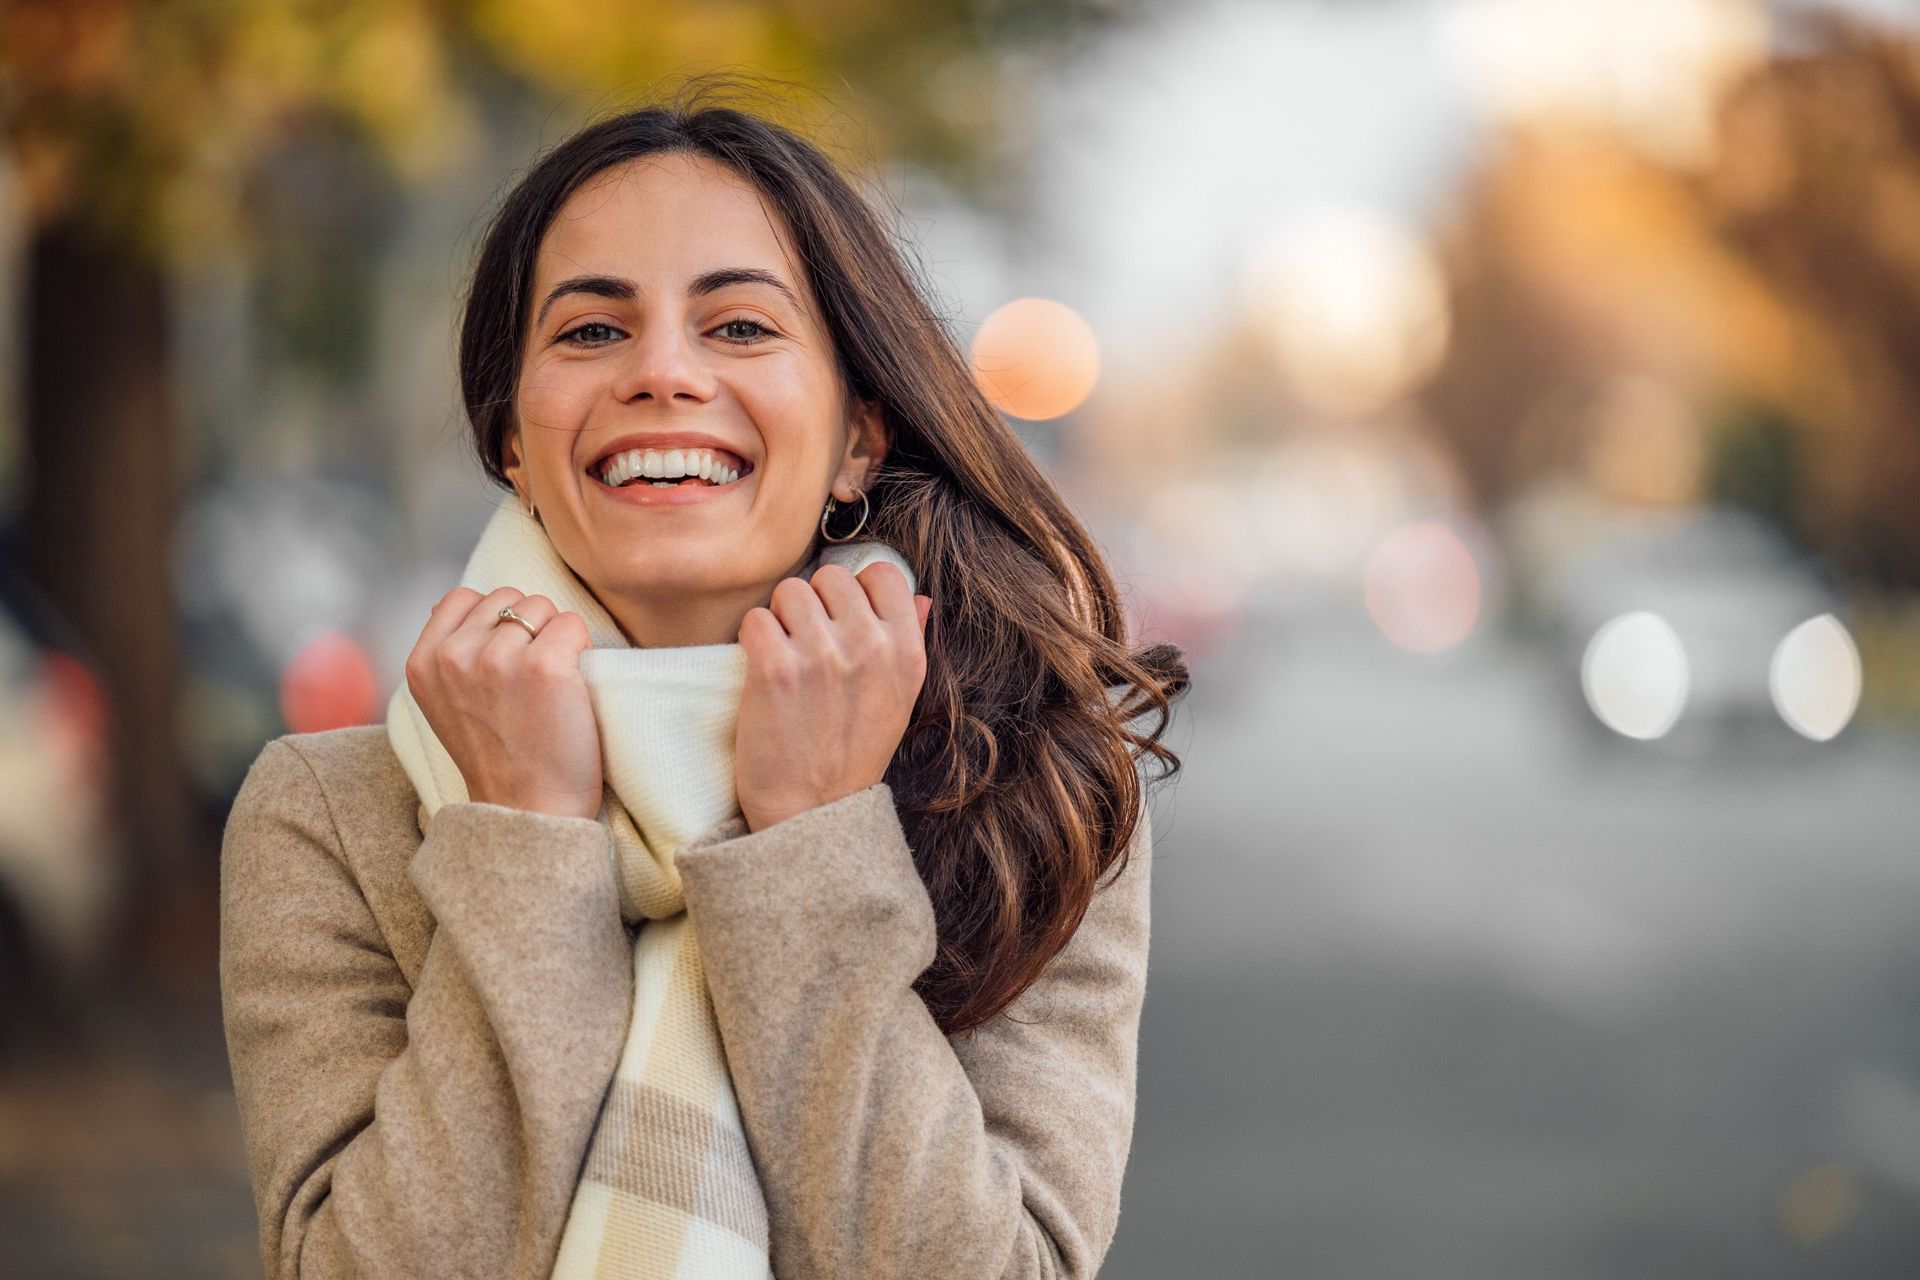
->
[[593, 446, 750, 489]]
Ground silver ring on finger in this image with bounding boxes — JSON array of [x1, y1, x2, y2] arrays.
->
[[496, 605, 540, 639]]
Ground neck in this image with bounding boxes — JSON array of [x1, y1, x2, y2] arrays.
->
[[591, 547, 818, 649]]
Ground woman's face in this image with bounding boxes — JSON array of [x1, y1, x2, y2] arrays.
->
[[503, 150, 885, 642]]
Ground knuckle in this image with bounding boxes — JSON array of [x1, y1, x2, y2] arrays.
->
[[788, 651, 816, 679], [757, 643, 798, 681], [842, 628, 880, 663]]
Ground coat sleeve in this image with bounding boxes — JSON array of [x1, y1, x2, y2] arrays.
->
[[218, 736, 636, 1279], [674, 781, 1155, 1279]]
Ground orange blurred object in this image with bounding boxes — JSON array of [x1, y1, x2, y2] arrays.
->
[[33, 648, 111, 795], [280, 631, 380, 733], [970, 297, 1101, 420]]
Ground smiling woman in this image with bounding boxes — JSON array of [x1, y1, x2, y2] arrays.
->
[[497, 147, 882, 651], [219, 77, 1189, 1280]]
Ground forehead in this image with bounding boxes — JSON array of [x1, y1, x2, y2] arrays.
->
[[535, 151, 804, 289]]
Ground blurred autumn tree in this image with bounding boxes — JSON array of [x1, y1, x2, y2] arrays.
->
[[0, 0, 1130, 984], [1422, 9, 1920, 592], [1706, 13, 1920, 587]]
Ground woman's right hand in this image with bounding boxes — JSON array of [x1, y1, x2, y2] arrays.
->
[[404, 586, 604, 821]]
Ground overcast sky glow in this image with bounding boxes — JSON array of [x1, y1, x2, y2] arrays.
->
[[937, 0, 1920, 373]]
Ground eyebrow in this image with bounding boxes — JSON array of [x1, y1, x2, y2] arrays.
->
[[534, 267, 802, 328]]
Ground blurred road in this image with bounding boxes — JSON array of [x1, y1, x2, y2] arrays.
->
[[1109, 601, 1920, 1278]]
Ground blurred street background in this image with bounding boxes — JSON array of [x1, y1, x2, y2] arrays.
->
[[4, 0, 1920, 1274]]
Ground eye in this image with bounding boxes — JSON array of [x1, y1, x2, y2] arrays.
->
[[713, 317, 777, 345], [558, 321, 623, 347]]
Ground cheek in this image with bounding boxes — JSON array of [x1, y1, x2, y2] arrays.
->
[[742, 367, 843, 477], [517, 362, 596, 429]]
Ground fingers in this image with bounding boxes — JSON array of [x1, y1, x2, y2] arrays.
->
[[806, 560, 914, 623], [839, 562, 929, 648], [737, 604, 786, 653], [481, 593, 559, 660], [422, 587, 573, 677], [526, 610, 591, 679], [529, 609, 591, 658], [413, 586, 514, 673], [848, 561, 917, 626], [767, 573, 831, 639], [776, 562, 924, 649], [418, 586, 490, 651], [802, 563, 869, 623], [440, 586, 525, 659]]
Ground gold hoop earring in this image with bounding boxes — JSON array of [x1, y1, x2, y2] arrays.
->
[[819, 489, 870, 543]]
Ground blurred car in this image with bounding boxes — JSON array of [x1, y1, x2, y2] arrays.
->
[[1533, 505, 1855, 751]]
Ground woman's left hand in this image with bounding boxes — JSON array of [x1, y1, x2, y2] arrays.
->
[[734, 561, 933, 833]]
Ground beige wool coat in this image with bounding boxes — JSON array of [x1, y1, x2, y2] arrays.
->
[[218, 724, 1156, 1279]]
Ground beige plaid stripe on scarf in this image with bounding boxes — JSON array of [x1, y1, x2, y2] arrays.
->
[[386, 501, 915, 1278]]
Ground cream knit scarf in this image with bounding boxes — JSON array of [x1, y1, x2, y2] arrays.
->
[[384, 500, 916, 1278]]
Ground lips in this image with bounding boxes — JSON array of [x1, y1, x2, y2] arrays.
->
[[583, 434, 754, 480], [589, 465, 749, 507], [603, 474, 715, 490]]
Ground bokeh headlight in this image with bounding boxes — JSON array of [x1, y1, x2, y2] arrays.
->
[[1769, 614, 1861, 742], [1581, 611, 1690, 740]]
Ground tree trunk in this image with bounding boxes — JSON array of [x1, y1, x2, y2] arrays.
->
[[21, 213, 205, 995]]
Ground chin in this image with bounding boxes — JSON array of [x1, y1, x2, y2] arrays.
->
[[599, 553, 739, 594]]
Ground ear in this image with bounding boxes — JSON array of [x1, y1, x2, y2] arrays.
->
[[502, 429, 529, 504], [835, 397, 889, 497]]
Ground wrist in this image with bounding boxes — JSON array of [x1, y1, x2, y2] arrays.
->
[[470, 785, 601, 822], [741, 782, 877, 834]]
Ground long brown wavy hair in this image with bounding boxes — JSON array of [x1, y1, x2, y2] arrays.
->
[[458, 79, 1189, 1038]]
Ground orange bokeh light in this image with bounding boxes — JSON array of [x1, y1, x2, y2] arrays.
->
[[280, 631, 380, 733], [970, 297, 1100, 420]]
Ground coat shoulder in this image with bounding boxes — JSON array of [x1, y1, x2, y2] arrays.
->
[[261, 724, 416, 832], [273, 722, 406, 786], [231, 722, 435, 985]]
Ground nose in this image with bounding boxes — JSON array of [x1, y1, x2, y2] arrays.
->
[[610, 317, 719, 404]]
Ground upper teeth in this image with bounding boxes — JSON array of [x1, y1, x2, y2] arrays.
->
[[596, 447, 743, 486]]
